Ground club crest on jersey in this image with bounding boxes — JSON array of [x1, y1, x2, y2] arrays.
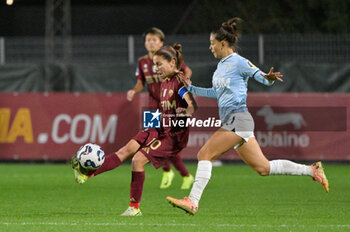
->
[[152, 65, 156, 73], [143, 64, 148, 72], [143, 110, 161, 128], [168, 89, 174, 97], [247, 60, 257, 69]]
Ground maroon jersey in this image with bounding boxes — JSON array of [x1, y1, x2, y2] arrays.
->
[[136, 55, 188, 109], [132, 72, 190, 169], [159, 73, 190, 148]]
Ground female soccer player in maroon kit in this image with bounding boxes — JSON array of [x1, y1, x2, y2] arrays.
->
[[72, 44, 197, 216], [126, 27, 194, 189]]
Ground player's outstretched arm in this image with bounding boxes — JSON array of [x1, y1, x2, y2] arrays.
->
[[178, 74, 217, 99]]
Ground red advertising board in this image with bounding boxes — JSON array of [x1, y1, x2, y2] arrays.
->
[[1, 93, 349, 161], [0, 93, 140, 160]]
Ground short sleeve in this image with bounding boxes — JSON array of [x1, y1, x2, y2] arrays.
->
[[135, 60, 145, 83], [239, 59, 260, 79]]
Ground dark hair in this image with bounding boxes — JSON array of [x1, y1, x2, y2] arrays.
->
[[154, 43, 183, 70], [211, 17, 242, 49], [142, 27, 165, 42]]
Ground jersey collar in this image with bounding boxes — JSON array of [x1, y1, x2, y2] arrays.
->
[[220, 53, 236, 63]]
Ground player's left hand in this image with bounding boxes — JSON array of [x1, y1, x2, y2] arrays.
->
[[261, 67, 283, 82]]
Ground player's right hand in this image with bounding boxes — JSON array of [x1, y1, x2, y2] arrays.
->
[[179, 75, 192, 87], [260, 67, 283, 82], [127, 90, 135, 101]]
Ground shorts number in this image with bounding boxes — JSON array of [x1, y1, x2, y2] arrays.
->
[[146, 138, 162, 150]]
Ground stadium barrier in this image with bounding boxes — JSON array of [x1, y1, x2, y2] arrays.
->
[[0, 93, 349, 161]]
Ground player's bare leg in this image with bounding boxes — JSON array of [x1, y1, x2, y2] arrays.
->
[[235, 138, 270, 176], [236, 138, 329, 192], [167, 129, 241, 215], [71, 139, 140, 184], [121, 152, 149, 216]]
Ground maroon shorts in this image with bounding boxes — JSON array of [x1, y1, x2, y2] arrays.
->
[[132, 129, 184, 169]]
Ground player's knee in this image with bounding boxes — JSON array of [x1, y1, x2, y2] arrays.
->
[[131, 154, 143, 168], [116, 146, 133, 161], [197, 149, 215, 162], [131, 156, 137, 165], [197, 149, 208, 160]]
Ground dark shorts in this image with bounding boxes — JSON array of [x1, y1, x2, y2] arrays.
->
[[132, 129, 185, 169]]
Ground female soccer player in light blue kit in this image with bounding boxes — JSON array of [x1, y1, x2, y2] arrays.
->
[[167, 17, 329, 215]]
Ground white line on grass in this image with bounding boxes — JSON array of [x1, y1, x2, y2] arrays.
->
[[1, 222, 350, 228]]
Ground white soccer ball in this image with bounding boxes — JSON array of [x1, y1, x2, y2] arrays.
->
[[77, 143, 105, 170]]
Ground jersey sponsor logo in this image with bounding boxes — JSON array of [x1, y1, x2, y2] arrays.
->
[[143, 110, 161, 128], [161, 100, 177, 110], [247, 60, 257, 69], [212, 77, 230, 89], [145, 75, 161, 84]]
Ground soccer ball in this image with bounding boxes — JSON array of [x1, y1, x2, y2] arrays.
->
[[76, 143, 105, 170]]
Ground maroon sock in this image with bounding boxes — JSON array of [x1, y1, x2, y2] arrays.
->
[[129, 171, 145, 207], [91, 153, 122, 177], [162, 161, 171, 172], [171, 152, 189, 177]]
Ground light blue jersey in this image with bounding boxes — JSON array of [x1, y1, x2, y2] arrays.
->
[[188, 53, 274, 122]]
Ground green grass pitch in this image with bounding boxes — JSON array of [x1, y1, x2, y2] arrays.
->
[[1, 163, 350, 232]]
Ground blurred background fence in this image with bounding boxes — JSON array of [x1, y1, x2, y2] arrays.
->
[[1, 34, 350, 65], [1, 34, 350, 93]]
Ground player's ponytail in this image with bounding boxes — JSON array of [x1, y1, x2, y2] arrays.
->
[[173, 43, 183, 70], [212, 17, 243, 49], [154, 44, 183, 70]]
